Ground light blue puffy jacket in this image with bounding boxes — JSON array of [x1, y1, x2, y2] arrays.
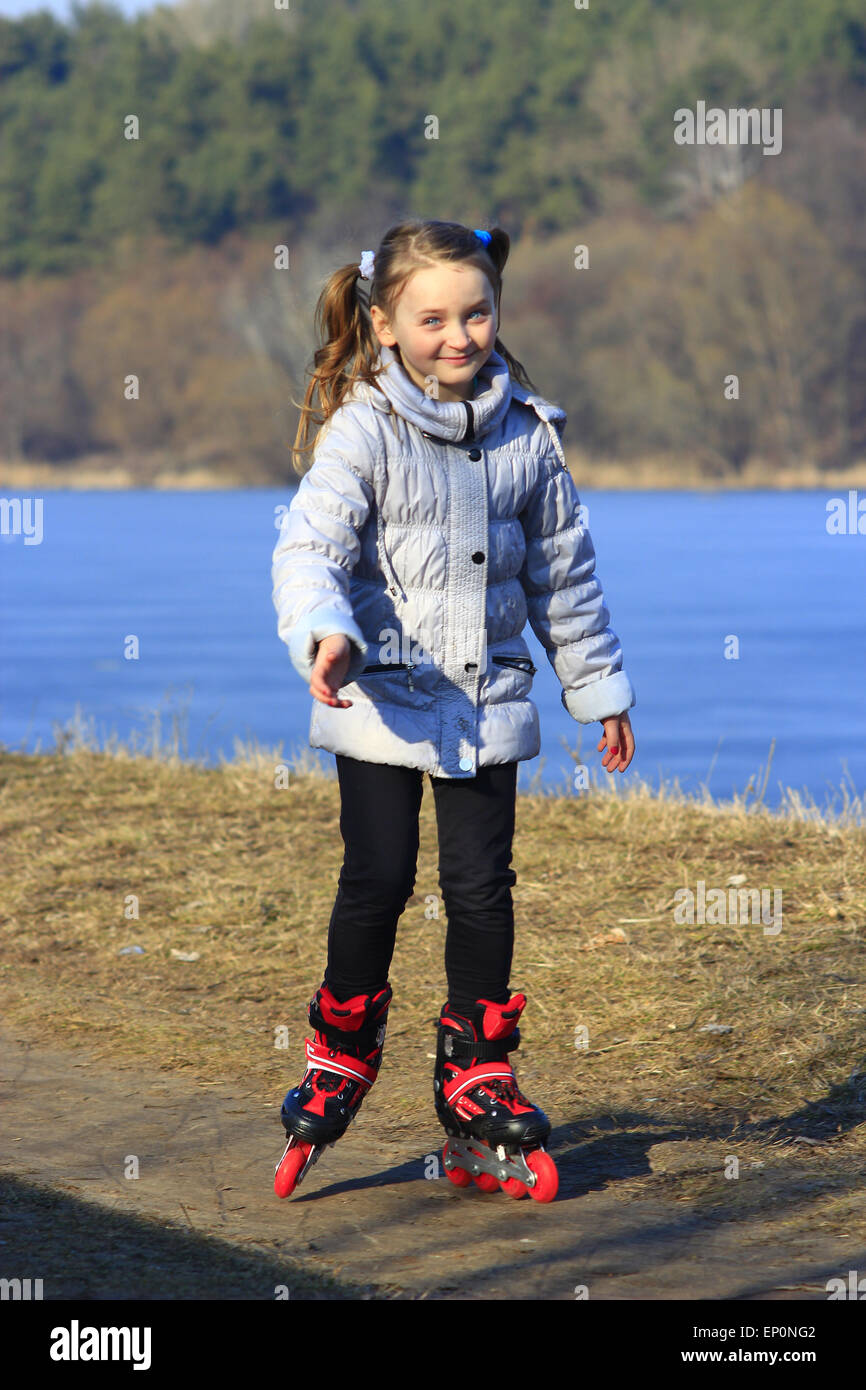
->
[[271, 342, 636, 778]]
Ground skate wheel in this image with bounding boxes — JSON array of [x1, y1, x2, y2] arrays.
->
[[274, 1140, 311, 1199], [501, 1176, 529, 1199], [472, 1171, 500, 1193], [525, 1148, 559, 1203], [442, 1143, 472, 1187]]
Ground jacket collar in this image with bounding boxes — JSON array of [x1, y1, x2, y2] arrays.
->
[[349, 342, 567, 440], [364, 343, 513, 441]]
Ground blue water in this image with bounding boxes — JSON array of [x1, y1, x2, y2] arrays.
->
[[2, 488, 864, 811]]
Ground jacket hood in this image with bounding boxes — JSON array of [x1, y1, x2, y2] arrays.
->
[[349, 343, 566, 442]]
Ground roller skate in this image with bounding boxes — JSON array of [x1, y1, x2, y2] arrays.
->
[[274, 980, 391, 1198], [434, 992, 558, 1202]]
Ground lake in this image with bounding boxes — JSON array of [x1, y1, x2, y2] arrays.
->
[[2, 487, 864, 813]]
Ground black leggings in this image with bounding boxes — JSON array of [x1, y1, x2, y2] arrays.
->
[[324, 755, 518, 1013]]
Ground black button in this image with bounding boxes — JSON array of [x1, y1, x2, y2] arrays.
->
[[464, 662, 478, 671], [468, 448, 482, 461], [472, 551, 485, 563]]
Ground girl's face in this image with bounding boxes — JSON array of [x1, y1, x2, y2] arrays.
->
[[370, 262, 499, 404]]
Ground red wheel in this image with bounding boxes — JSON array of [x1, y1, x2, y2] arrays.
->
[[442, 1143, 472, 1187], [501, 1176, 529, 1199], [525, 1149, 559, 1203], [274, 1141, 311, 1198], [445, 1165, 472, 1188], [472, 1171, 500, 1192]]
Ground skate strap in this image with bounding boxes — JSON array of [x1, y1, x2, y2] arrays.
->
[[305, 1038, 379, 1088], [443, 1031, 519, 1061], [308, 1006, 386, 1051], [442, 1062, 516, 1105]]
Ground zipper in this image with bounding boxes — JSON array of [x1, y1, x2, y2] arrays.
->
[[490, 655, 537, 676], [359, 655, 533, 689], [359, 660, 415, 692]]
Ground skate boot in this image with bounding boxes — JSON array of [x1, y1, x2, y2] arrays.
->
[[274, 980, 391, 1198], [434, 992, 558, 1202]]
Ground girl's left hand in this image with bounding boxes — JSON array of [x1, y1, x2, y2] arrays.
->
[[597, 712, 635, 773]]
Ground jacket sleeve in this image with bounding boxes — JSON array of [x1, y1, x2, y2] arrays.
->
[[518, 427, 636, 725], [271, 411, 374, 688]]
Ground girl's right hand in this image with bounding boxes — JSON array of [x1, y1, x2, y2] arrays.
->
[[310, 634, 354, 708]]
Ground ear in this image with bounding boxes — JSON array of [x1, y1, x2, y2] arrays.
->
[[370, 304, 396, 347]]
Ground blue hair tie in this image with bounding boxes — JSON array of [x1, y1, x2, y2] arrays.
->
[[473, 228, 492, 246]]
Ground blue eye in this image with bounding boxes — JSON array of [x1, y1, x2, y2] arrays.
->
[[423, 310, 485, 326]]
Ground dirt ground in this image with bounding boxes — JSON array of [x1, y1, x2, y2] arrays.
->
[[3, 750, 866, 1301], [3, 1024, 865, 1301]]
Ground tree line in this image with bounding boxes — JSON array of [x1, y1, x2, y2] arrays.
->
[[0, 0, 863, 476]]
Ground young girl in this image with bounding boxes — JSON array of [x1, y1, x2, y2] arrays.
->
[[271, 220, 636, 1202]]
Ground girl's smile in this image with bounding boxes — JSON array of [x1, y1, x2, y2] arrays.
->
[[370, 263, 499, 402]]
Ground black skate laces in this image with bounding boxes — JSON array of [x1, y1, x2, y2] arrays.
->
[[483, 1077, 531, 1104]]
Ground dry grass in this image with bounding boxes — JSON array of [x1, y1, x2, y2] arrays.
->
[[3, 450, 866, 491], [569, 452, 866, 492], [2, 706, 865, 1182]]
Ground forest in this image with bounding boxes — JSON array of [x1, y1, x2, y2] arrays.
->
[[0, 0, 864, 481]]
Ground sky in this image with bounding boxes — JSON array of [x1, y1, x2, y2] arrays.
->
[[0, 0, 164, 17]]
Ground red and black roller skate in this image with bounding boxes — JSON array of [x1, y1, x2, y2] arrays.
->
[[274, 980, 392, 1198], [434, 993, 558, 1202]]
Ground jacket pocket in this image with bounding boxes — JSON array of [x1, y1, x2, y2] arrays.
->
[[350, 659, 434, 709], [359, 659, 417, 691], [490, 654, 538, 677]]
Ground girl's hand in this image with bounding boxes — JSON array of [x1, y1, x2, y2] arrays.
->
[[310, 634, 353, 708], [596, 711, 635, 773]]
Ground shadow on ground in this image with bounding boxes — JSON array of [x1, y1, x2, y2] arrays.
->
[[0, 1175, 373, 1300]]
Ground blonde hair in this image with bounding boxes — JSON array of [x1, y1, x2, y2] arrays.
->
[[288, 219, 537, 476]]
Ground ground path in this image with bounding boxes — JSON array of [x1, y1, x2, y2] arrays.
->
[[2, 1028, 862, 1301]]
